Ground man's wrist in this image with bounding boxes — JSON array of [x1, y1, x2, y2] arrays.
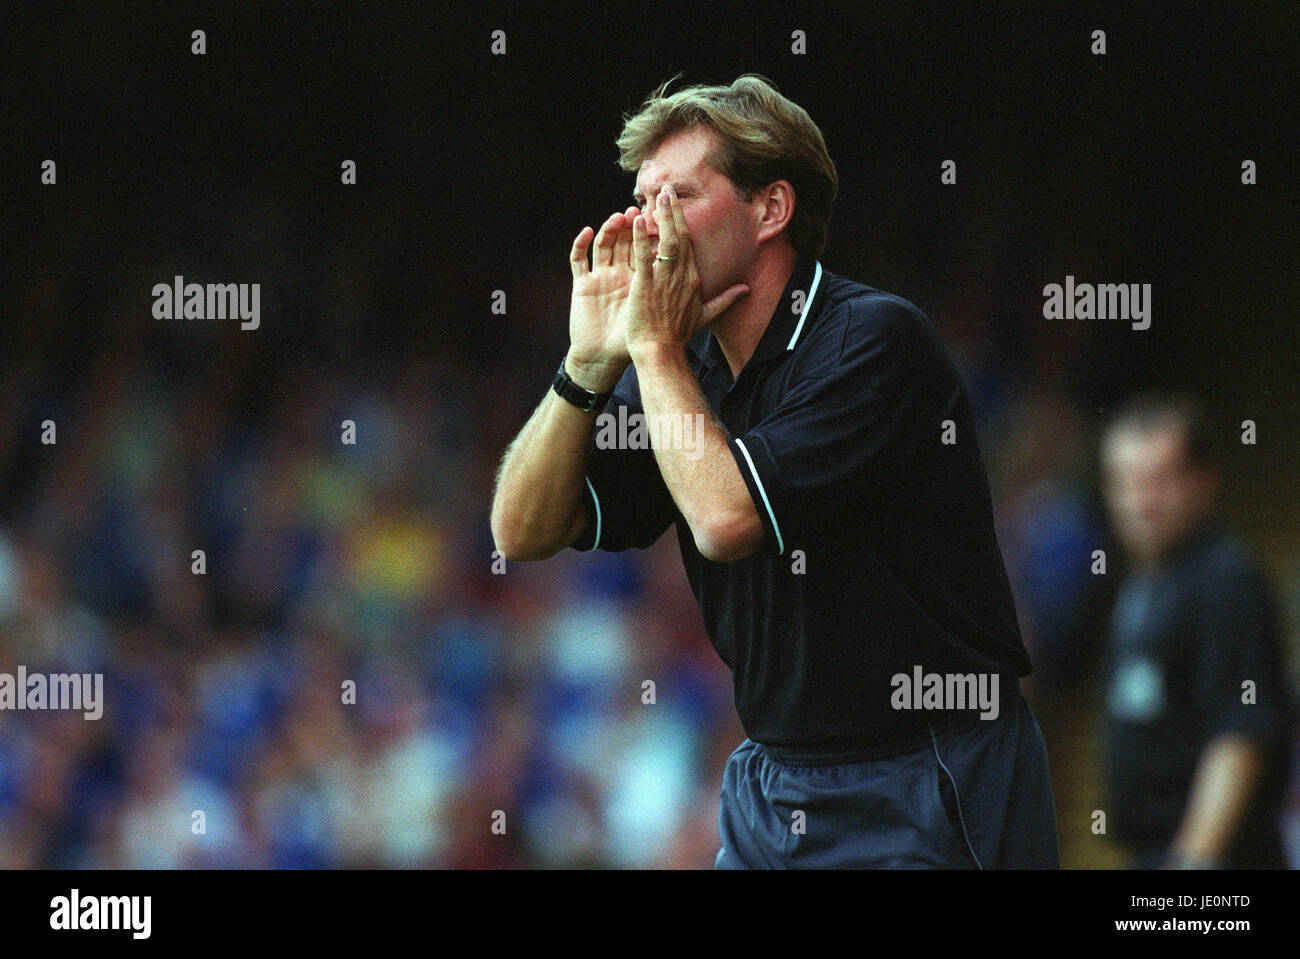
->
[[562, 353, 626, 395], [628, 339, 688, 370]]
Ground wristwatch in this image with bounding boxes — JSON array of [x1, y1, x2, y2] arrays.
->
[[552, 359, 613, 413]]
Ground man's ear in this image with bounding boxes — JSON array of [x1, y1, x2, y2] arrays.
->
[[755, 180, 795, 245]]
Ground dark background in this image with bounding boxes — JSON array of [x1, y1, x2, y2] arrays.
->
[[0, 2, 1296, 868]]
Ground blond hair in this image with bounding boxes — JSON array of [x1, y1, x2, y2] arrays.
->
[[616, 74, 838, 260]]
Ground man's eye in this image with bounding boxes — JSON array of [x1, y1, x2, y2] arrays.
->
[[634, 194, 687, 208]]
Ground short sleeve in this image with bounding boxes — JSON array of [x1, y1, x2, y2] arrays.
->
[[1193, 547, 1288, 746], [569, 365, 677, 553], [728, 295, 930, 557]]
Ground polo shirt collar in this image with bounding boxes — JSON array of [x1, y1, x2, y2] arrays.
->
[[690, 255, 824, 375]]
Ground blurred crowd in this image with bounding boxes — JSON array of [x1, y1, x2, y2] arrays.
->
[[0, 275, 747, 868], [1, 247, 1296, 869]]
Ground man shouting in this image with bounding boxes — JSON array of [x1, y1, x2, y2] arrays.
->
[[491, 75, 1058, 868]]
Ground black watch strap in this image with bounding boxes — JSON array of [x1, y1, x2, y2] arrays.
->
[[552, 359, 613, 413]]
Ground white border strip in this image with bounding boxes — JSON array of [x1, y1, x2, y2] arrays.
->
[[584, 476, 602, 550], [732, 438, 784, 556], [785, 260, 823, 351]]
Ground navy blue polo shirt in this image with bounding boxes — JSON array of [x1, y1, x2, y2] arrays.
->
[[571, 255, 1032, 753], [1101, 522, 1292, 864]]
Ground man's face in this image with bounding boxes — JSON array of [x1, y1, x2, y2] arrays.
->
[[633, 125, 761, 303], [1101, 424, 1214, 565]]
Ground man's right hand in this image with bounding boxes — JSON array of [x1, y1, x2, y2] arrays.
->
[[566, 206, 640, 393]]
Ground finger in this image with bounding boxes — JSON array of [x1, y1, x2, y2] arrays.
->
[[570, 226, 594, 279], [702, 283, 751, 323], [632, 213, 653, 275], [614, 206, 638, 269], [654, 189, 678, 262], [592, 212, 624, 269], [666, 186, 691, 255]]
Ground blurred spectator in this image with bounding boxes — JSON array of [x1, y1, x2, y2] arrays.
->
[[1097, 393, 1294, 869]]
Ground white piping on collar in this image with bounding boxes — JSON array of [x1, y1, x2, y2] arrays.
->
[[785, 260, 823, 352]]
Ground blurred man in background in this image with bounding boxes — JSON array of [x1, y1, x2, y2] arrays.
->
[[1099, 393, 1294, 868]]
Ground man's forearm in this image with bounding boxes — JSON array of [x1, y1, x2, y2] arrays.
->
[[630, 343, 761, 562], [490, 356, 624, 560], [1168, 733, 1266, 866]]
